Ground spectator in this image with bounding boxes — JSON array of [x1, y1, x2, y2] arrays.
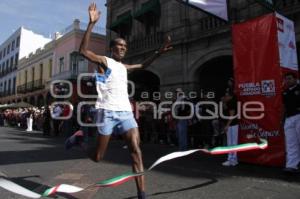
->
[[221, 91, 239, 167], [175, 88, 190, 151], [52, 104, 63, 136], [282, 72, 300, 173], [26, 109, 33, 132], [43, 106, 51, 136]]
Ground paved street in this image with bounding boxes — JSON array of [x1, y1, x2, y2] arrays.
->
[[0, 127, 300, 199]]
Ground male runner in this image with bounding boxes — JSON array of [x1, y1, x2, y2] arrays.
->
[[79, 3, 172, 198]]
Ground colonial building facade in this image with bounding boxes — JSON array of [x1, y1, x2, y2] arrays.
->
[[0, 19, 106, 106], [106, 0, 300, 101], [0, 27, 51, 104], [17, 41, 54, 106]]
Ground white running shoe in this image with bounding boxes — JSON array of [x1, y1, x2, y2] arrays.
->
[[222, 161, 238, 166], [222, 161, 232, 166]]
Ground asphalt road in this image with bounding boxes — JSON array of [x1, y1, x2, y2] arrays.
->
[[0, 127, 300, 199]]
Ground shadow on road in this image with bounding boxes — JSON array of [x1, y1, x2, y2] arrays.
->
[[0, 129, 87, 165], [123, 179, 218, 199], [3, 175, 80, 199], [1, 127, 300, 187]]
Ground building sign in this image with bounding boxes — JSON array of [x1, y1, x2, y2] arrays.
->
[[180, 0, 228, 21]]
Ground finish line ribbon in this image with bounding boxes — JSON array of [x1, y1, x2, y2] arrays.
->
[[0, 178, 41, 198], [148, 139, 268, 170], [0, 139, 267, 198]]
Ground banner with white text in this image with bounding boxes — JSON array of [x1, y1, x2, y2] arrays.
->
[[233, 13, 285, 166], [180, 0, 228, 21], [276, 13, 299, 76]]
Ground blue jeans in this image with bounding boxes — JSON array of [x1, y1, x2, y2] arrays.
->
[[226, 125, 238, 163], [176, 120, 188, 151]]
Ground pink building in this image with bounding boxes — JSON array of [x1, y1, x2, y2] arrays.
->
[[51, 19, 106, 103]]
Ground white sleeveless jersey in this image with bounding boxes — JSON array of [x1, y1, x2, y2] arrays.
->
[[95, 57, 132, 111]]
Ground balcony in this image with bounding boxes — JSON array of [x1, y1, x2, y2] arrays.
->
[[26, 81, 34, 92], [17, 84, 26, 94], [52, 68, 89, 81], [196, 16, 228, 33], [0, 90, 15, 97], [127, 32, 164, 55], [0, 91, 7, 97], [0, 67, 17, 77], [16, 80, 42, 94], [33, 79, 45, 90], [0, 69, 7, 77], [6, 90, 15, 96]]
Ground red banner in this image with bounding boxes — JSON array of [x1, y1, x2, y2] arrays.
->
[[233, 13, 285, 166]]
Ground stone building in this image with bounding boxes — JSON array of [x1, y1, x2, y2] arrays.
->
[[106, 0, 300, 101]]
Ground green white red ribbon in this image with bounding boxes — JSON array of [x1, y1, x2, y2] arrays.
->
[[0, 139, 268, 198], [148, 139, 267, 170], [0, 178, 41, 198], [199, 138, 268, 155], [95, 172, 144, 188], [42, 184, 84, 197]]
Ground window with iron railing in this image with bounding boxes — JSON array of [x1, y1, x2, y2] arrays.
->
[[18, 74, 21, 87], [40, 63, 43, 81], [11, 40, 15, 51], [134, 0, 161, 35], [12, 77, 16, 94], [70, 52, 79, 75], [32, 67, 35, 84], [111, 10, 133, 39], [33, 79, 40, 89], [17, 84, 27, 94], [25, 70, 28, 86], [4, 82, 7, 96], [1, 63, 4, 76], [8, 79, 11, 95], [15, 53, 18, 67], [7, 44, 10, 55], [10, 56, 13, 68], [6, 60, 9, 73], [49, 59, 53, 78], [59, 57, 64, 73], [16, 36, 20, 47], [26, 81, 34, 91], [127, 32, 164, 53]]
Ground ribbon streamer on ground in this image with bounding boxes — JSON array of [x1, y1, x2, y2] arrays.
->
[[42, 184, 84, 197], [0, 178, 41, 198], [0, 139, 268, 198], [95, 172, 144, 188], [148, 139, 267, 170]]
